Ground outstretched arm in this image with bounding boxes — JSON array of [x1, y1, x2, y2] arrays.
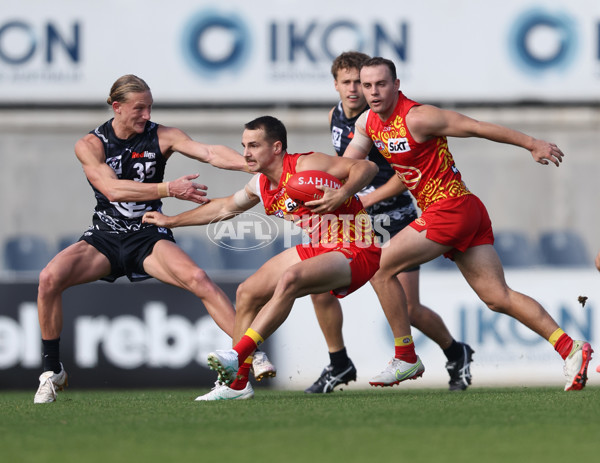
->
[[407, 105, 564, 167], [142, 176, 261, 228], [76, 134, 208, 204], [159, 125, 248, 172]]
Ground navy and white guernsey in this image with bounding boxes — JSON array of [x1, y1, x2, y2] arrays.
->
[[330, 102, 417, 230], [89, 119, 167, 232]]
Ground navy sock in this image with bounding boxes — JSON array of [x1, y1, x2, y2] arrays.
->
[[329, 347, 350, 371], [443, 340, 462, 362], [42, 338, 61, 374]]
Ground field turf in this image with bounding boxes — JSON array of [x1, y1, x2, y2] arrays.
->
[[1, 386, 599, 463]]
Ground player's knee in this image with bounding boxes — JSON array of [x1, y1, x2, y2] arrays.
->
[[276, 268, 303, 297], [369, 268, 388, 289], [486, 303, 506, 314], [190, 266, 210, 284], [482, 294, 510, 314], [405, 302, 419, 319], [310, 291, 334, 306], [37, 264, 63, 299], [235, 280, 252, 306], [236, 279, 267, 312], [187, 267, 216, 294]]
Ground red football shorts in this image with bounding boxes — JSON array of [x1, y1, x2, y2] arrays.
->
[[409, 194, 494, 259], [295, 242, 381, 298]]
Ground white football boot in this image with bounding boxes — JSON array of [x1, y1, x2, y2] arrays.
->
[[564, 340, 593, 391], [195, 381, 254, 401], [252, 351, 277, 381], [369, 357, 425, 387], [34, 363, 68, 404], [207, 349, 239, 385]]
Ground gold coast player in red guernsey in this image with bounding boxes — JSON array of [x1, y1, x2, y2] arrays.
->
[[142, 116, 425, 400], [343, 57, 593, 391]]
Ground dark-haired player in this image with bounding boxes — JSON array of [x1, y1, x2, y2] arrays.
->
[[344, 57, 592, 391], [306, 51, 474, 394], [143, 115, 425, 400]]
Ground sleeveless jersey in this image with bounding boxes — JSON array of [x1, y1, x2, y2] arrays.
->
[[89, 119, 167, 232], [365, 92, 471, 212], [256, 152, 374, 247], [331, 101, 394, 188], [331, 101, 416, 226]]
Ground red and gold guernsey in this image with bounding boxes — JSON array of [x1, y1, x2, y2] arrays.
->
[[256, 152, 374, 247], [365, 92, 471, 212]]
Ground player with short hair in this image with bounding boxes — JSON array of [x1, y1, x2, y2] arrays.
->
[[342, 57, 592, 391], [305, 51, 474, 394], [34, 74, 274, 404], [143, 115, 426, 400]]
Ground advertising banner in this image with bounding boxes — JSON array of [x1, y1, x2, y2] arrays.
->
[[2, 268, 598, 391], [1, 1, 599, 104], [270, 268, 600, 390], [0, 280, 237, 389]]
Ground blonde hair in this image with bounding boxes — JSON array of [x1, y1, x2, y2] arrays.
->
[[106, 74, 150, 105]]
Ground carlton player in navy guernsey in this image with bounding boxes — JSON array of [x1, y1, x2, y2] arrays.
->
[[33, 74, 275, 404], [90, 119, 168, 233]]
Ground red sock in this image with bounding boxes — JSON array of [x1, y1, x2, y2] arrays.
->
[[233, 335, 259, 366], [230, 361, 252, 391], [554, 333, 574, 360], [395, 344, 417, 363]]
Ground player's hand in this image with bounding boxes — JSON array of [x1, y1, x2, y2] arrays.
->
[[357, 191, 375, 209], [305, 186, 348, 214], [169, 174, 209, 203], [142, 211, 171, 227], [531, 140, 564, 167]]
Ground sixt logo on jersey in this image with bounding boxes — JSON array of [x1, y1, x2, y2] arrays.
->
[[131, 151, 156, 159], [388, 138, 410, 154]]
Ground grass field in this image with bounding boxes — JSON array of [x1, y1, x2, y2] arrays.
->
[[2, 386, 599, 463]]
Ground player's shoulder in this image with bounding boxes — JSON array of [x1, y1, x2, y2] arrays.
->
[[328, 106, 336, 124], [405, 103, 442, 127], [74, 133, 106, 164], [296, 151, 329, 169], [246, 173, 261, 193], [76, 132, 103, 151], [156, 124, 190, 147], [355, 111, 368, 131], [156, 124, 185, 138]]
